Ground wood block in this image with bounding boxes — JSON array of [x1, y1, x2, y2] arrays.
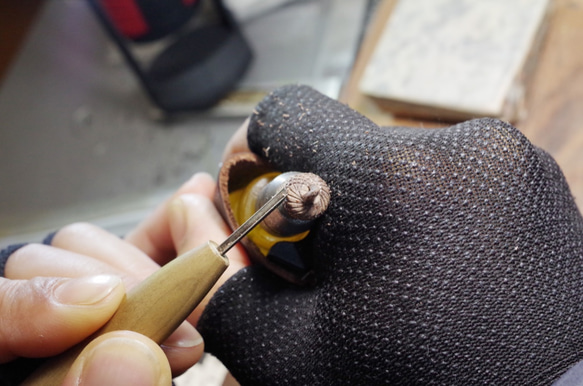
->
[[359, 0, 551, 122]]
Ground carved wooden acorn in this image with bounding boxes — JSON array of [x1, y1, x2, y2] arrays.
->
[[214, 152, 330, 285]]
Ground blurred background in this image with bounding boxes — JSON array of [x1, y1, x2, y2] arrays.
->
[[0, 0, 373, 246], [1, 0, 583, 385]]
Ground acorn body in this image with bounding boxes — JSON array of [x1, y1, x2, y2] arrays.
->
[[216, 153, 330, 285]]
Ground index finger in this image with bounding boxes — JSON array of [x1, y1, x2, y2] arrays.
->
[[124, 173, 216, 265], [127, 117, 251, 264]]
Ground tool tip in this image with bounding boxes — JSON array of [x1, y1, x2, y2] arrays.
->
[[284, 173, 331, 221]]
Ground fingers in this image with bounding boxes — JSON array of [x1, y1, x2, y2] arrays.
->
[[126, 172, 251, 323], [51, 222, 160, 283], [167, 194, 234, 255], [63, 331, 172, 386], [6, 237, 204, 375], [126, 117, 250, 263], [161, 321, 204, 376], [125, 173, 217, 265], [0, 131, 253, 371], [167, 194, 250, 324], [5, 244, 127, 281], [0, 274, 124, 362], [6, 242, 143, 294]]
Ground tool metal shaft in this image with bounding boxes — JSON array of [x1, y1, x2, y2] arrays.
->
[[218, 185, 286, 255]]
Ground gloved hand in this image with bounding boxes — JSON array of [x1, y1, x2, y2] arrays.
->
[[198, 85, 583, 385]]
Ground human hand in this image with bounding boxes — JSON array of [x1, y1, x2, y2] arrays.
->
[[1, 172, 249, 385], [198, 85, 583, 385]]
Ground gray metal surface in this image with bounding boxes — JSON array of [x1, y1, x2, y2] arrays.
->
[[0, 0, 366, 246], [234, 0, 367, 98], [0, 1, 237, 244]]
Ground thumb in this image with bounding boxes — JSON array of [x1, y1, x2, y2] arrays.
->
[[0, 275, 125, 362], [63, 331, 171, 386], [247, 84, 377, 173]]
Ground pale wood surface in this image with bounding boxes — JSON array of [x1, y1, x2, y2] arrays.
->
[[343, 0, 583, 211], [517, 0, 583, 211], [359, 0, 550, 121]]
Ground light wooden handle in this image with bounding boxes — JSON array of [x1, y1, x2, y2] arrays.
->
[[23, 241, 229, 385]]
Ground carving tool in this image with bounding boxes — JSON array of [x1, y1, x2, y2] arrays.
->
[[23, 184, 290, 385]]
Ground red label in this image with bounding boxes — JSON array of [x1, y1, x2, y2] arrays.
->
[[100, 0, 149, 39]]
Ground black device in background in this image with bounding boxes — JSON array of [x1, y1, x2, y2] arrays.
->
[[87, 0, 252, 113]]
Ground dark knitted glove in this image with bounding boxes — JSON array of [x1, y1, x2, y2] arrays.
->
[[198, 85, 583, 385]]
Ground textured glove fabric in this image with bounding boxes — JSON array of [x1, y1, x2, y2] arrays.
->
[[198, 85, 583, 385]]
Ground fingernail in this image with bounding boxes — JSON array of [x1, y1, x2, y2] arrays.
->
[[168, 195, 190, 244], [79, 338, 162, 386], [169, 194, 202, 248], [54, 275, 122, 306], [163, 322, 203, 349]]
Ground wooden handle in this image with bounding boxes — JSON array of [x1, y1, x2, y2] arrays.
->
[[22, 241, 229, 385]]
